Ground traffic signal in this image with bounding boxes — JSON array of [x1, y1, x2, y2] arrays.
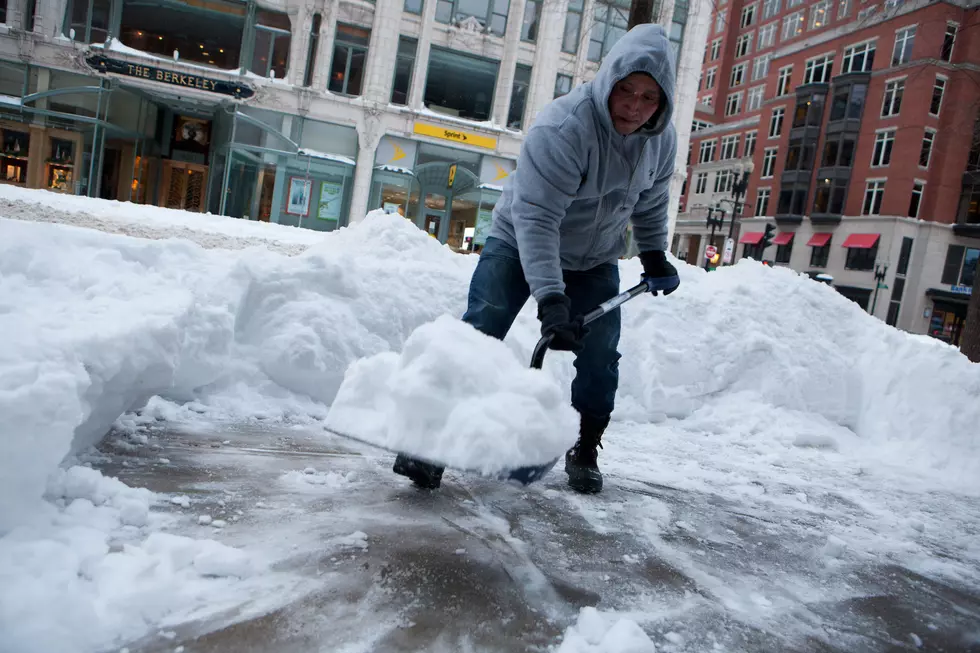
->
[[761, 223, 776, 249]]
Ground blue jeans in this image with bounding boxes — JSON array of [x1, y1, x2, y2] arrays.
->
[[462, 237, 621, 421]]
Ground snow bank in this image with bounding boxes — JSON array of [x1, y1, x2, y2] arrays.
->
[[557, 607, 657, 652], [327, 315, 579, 473], [0, 466, 258, 653], [3, 194, 980, 531]]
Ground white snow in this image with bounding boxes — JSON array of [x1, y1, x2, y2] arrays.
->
[[297, 148, 357, 167], [325, 315, 580, 473], [2, 188, 980, 652]]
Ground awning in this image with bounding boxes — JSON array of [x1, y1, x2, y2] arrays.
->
[[806, 233, 833, 247], [739, 232, 764, 244], [772, 232, 794, 246], [841, 233, 880, 249]]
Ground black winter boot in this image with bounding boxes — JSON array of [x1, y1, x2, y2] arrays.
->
[[393, 454, 445, 490], [565, 414, 609, 494]]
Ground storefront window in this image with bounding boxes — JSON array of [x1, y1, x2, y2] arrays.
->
[[329, 25, 369, 96], [0, 128, 29, 185], [251, 9, 291, 79], [390, 37, 417, 106], [118, 0, 246, 70], [66, 0, 111, 44], [424, 47, 498, 122], [507, 64, 532, 130]]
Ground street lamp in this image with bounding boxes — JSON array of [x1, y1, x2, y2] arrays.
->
[[725, 161, 755, 260], [870, 262, 889, 315]]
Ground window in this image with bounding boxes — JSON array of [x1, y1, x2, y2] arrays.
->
[[745, 131, 758, 157], [741, 3, 757, 28], [710, 39, 722, 61], [508, 64, 532, 129], [699, 139, 718, 163], [775, 234, 794, 263], [845, 240, 878, 271], [66, 0, 111, 44], [777, 185, 808, 215], [758, 23, 776, 50], [716, 9, 727, 33], [897, 237, 913, 275], [251, 9, 292, 79], [701, 94, 714, 106], [752, 54, 771, 81], [809, 0, 830, 29], [705, 67, 717, 89], [116, 0, 252, 70], [726, 92, 743, 116], [692, 120, 714, 132], [829, 83, 866, 121], [562, 0, 583, 53], [940, 23, 957, 62], [862, 180, 885, 215], [523, 0, 541, 41], [886, 277, 904, 326], [811, 236, 831, 267], [755, 187, 771, 216], [715, 170, 735, 193], [941, 246, 980, 286], [437, 0, 509, 36], [721, 135, 740, 160], [423, 47, 500, 121], [784, 141, 813, 171], [405, 0, 423, 12], [330, 25, 370, 96], [731, 63, 747, 87], [881, 79, 904, 117], [871, 130, 895, 167], [776, 66, 792, 96], [763, 0, 780, 20], [803, 55, 833, 84], [747, 85, 765, 111], [841, 41, 875, 73], [919, 129, 935, 168], [792, 92, 826, 128], [736, 33, 753, 58], [822, 134, 856, 167], [589, 0, 629, 62], [813, 178, 848, 214], [781, 11, 804, 41], [762, 147, 778, 177], [554, 73, 573, 98], [695, 172, 708, 194], [892, 27, 915, 65], [908, 181, 924, 218], [390, 37, 417, 104], [304, 13, 322, 87], [769, 107, 784, 138], [930, 77, 946, 116]]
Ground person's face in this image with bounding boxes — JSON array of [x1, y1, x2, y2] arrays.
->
[[608, 73, 662, 136]]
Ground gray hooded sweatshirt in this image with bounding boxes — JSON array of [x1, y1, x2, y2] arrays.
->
[[487, 24, 677, 301]]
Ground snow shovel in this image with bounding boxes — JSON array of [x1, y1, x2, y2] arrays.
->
[[323, 274, 680, 486]]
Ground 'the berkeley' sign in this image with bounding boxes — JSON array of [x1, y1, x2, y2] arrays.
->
[[86, 54, 255, 99]]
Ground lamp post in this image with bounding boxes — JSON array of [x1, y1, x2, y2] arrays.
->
[[870, 262, 889, 316], [723, 161, 755, 265], [704, 203, 725, 270]]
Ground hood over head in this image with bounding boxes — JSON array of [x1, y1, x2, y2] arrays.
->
[[591, 24, 676, 137]]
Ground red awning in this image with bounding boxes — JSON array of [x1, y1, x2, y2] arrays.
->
[[841, 233, 881, 249], [739, 232, 764, 244], [806, 233, 833, 247], [772, 232, 795, 246]]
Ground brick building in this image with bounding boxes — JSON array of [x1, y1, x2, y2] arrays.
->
[[674, 0, 980, 346]]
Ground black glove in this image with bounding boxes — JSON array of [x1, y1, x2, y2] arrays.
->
[[638, 250, 680, 296], [537, 294, 588, 352]]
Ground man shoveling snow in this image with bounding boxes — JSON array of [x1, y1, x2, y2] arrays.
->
[[393, 24, 681, 494]]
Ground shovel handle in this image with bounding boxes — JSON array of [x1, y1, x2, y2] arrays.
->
[[529, 275, 678, 370]]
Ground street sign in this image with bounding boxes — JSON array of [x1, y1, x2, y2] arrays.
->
[[722, 238, 735, 264], [704, 245, 718, 259]]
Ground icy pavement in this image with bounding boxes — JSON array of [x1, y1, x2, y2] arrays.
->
[[91, 419, 980, 653]]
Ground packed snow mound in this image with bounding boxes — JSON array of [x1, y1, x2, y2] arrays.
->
[[557, 607, 658, 652], [326, 315, 580, 472]]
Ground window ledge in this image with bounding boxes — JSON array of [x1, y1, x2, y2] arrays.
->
[[810, 213, 842, 225], [775, 214, 804, 225], [952, 223, 980, 239]]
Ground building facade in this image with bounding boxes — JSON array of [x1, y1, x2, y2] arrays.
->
[[676, 0, 980, 346], [0, 0, 707, 254]]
